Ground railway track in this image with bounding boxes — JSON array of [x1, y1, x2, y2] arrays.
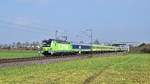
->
[[0, 52, 127, 64], [0, 55, 72, 64]]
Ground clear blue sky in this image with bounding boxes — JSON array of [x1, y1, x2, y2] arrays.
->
[[0, 0, 150, 43]]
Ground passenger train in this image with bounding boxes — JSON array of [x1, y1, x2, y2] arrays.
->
[[41, 39, 128, 56]]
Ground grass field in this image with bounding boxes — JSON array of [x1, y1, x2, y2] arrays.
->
[[0, 50, 39, 59], [0, 53, 150, 84]]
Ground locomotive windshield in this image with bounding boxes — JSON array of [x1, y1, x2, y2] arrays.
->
[[42, 39, 52, 47]]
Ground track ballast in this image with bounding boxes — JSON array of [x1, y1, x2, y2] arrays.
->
[[0, 52, 127, 64]]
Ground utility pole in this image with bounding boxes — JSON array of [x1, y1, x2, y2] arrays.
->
[[55, 30, 58, 40], [86, 29, 93, 57], [62, 32, 67, 41], [90, 29, 93, 57]]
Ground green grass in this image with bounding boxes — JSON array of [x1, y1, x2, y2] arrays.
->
[[0, 50, 39, 59], [0, 53, 150, 84]]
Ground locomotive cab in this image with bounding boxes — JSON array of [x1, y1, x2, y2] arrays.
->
[[41, 39, 53, 56], [41, 39, 73, 56]]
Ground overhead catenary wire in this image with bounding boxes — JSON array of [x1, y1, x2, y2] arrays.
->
[[0, 17, 81, 42], [0, 19, 53, 36], [0, 18, 72, 42], [0, 16, 53, 30]]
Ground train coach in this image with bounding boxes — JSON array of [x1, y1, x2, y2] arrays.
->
[[41, 39, 128, 56]]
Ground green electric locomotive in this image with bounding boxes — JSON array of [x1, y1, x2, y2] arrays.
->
[[41, 39, 73, 56]]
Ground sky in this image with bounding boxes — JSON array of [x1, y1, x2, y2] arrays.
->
[[0, 0, 150, 44]]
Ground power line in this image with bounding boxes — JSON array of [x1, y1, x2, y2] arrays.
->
[[0, 16, 54, 31], [0, 19, 51, 35]]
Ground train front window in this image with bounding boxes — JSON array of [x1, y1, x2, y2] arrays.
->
[[42, 39, 52, 47]]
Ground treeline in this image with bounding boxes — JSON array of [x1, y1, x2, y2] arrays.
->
[[0, 42, 41, 50], [130, 43, 150, 53]]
